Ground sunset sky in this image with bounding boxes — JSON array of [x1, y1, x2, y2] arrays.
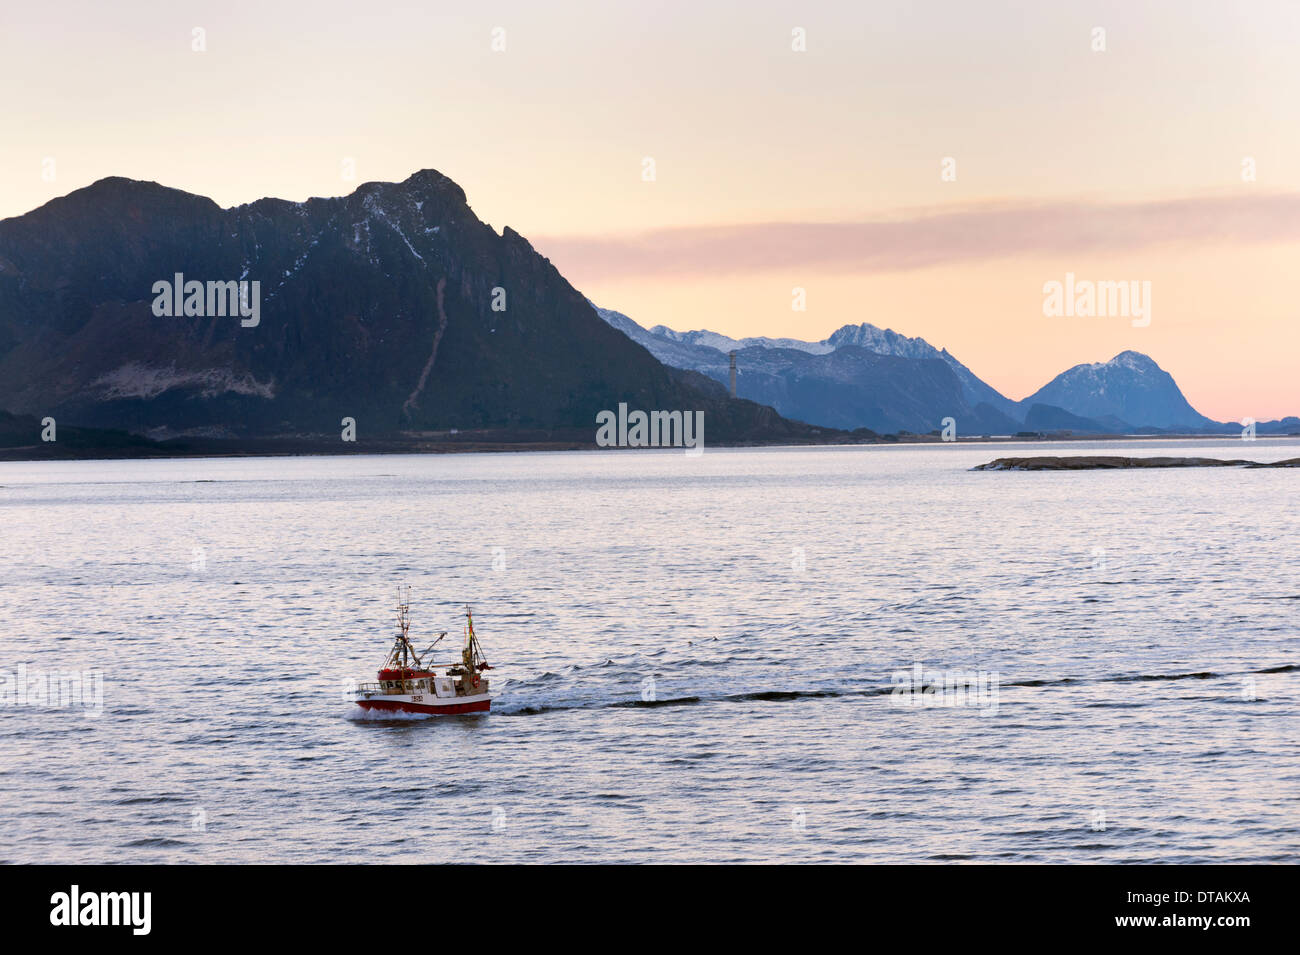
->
[[3, 0, 1298, 420]]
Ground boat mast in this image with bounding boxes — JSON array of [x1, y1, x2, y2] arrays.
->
[[394, 584, 416, 669], [463, 604, 488, 670]]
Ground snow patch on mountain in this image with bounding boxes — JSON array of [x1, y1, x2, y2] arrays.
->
[[648, 325, 834, 355], [92, 364, 276, 401], [597, 306, 1017, 416]]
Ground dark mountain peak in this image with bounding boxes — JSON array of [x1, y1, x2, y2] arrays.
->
[[501, 225, 531, 247], [328, 170, 471, 221], [83, 175, 165, 194], [399, 168, 469, 204], [0, 170, 827, 446], [4, 176, 222, 227], [224, 169, 468, 218], [77, 177, 222, 213], [80, 175, 184, 197], [338, 175, 449, 207]]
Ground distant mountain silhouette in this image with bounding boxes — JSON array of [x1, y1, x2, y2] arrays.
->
[[1018, 351, 1212, 431], [2, 172, 1288, 448], [597, 309, 1294, 436], [1022, 403, 1126, 434]]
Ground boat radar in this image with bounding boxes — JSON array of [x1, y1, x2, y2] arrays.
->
[[353, 586, 493, 715]]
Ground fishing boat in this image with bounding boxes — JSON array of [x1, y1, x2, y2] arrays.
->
[[354, 586, 493, 715]]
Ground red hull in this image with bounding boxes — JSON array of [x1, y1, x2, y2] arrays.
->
[[357, 698, 490, 715]]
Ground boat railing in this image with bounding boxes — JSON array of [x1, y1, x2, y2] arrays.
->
[[356, 679, 444, 695]]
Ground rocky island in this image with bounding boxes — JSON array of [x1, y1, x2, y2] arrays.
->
[[973, 455, 1300, 471]]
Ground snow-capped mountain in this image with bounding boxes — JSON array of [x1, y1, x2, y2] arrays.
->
[[595, 308, 1276, 435], [1019, 351, 1214, 431], [647, 325, 834, 355], [596, 307, 1021, 435], [826, 324, 1018, 416], [597, 308, 1018, 419]]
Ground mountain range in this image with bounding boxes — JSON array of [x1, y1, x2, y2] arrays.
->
[[597, 308, 1298, 436], [0, 173, 844, 447], [1, 170, 1293, 451]]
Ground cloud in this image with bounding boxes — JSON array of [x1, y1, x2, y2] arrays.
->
[[532, 193, 1300, 281]]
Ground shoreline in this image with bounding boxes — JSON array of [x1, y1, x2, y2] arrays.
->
[[2, 429, 1297, 464]]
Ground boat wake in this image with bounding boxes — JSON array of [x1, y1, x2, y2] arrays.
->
[[493, 662, 1298, 717], [346, 706, 438, 722]]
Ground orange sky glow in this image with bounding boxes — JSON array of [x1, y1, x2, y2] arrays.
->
[[2, 0, 1297, 420]]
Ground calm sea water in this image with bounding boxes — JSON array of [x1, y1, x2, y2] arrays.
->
[[1, 439, 1297, 863]]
